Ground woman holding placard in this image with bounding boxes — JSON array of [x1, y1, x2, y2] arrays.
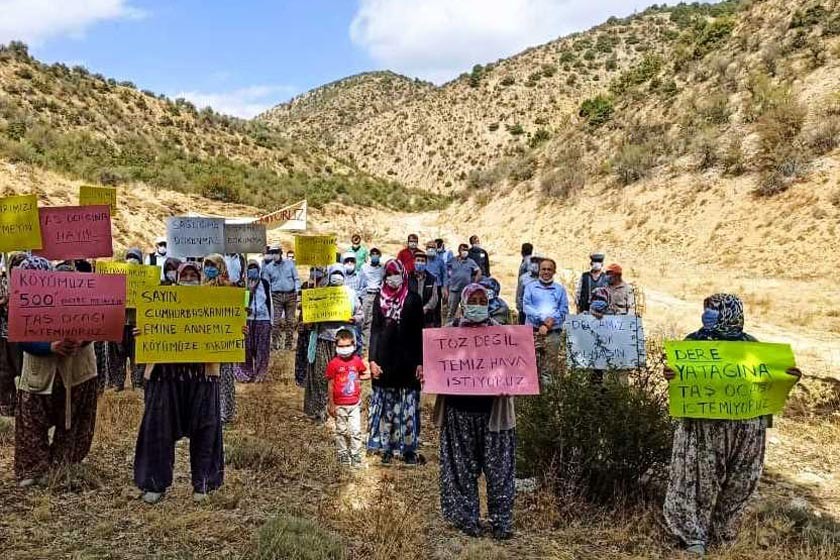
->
[[202, 253, 237, 425], [427, 283, 516, 539], [133, 261, 225, 504], [662, 294, 802, 556], [0, 251, 26, 416], [13, 256, 99, 487], [235, 259, 274, 383]]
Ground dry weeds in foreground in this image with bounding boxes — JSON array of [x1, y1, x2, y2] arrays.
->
[[0, 354, 838, 559]]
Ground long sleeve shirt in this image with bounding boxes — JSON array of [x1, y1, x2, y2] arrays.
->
[[516, 273, 538, 312], [358, 263, 385, 294], [468, 247, 491, 277], [344, 271, 362, 300], [261, 259, 300, 293], [426, 254, 447, 286], [523, 281, 569, 330]]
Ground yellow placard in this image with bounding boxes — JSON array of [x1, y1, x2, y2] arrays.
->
[[302, 287, 352, 323], [294, 234, 337, 266], [666, 341, 798, 420], [0, 194, 42, 252], [96, 261, 161, 308], [79, 185, 117, 214], [136, 286, 247, 363]]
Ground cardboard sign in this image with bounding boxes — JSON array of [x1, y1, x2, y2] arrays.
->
[[96, 261, 161, 308], [665, 341, 798, 420], [136, 286, 246, 363], [422, 325, 539, 395], [33, 205, 113, 260], [294, 234, 337, 266], [0, 194, 42, 252], [302, 287, 352, 323], [564, 314, 646, 370], [8, 269, 126, 342], [225, 223, 267, 254], [167, 217, 226, 258], [254, 199, 307, 231], [79, 185, 117, 214]]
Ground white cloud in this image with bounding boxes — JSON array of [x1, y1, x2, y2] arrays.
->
[[350, 0, 654, 83], [173, 85, 298, 119], [0, 0, 144, 45]]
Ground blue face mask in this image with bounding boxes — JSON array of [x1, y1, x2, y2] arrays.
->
[[702, 308, 720, 330], [371, 256, 380, 265], [463, 304, 489, 323], [415, 263, 426, 273], [247, 268, 260, 280], [204, 266, 219, 280]]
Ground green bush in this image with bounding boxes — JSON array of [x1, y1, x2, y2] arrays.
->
[[254, 514, 345, 560], [499, 75, 515, 86], [609, 55, 662, 95], [528, 128, 551, 149], [517, 357, 674, 504], [612, 142, 657, 185], [579, 95, 615, 128], [507, 123, 525, 136]]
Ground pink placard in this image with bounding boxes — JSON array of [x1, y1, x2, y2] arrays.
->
[[33, 205, 113, 260], [8, 269, 126, 342], [422, 325, 539, 395]]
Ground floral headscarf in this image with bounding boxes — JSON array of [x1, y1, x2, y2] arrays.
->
[[176, 261, 202, 285], [202, 253, 230, 287], [478, 277, 502, 313], [19, 256, 53, 271], [688, 293, 754, 342], [379, 259, 408, 322]]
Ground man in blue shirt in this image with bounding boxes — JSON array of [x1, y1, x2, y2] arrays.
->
[[261, 246, 301, 351], [523, 258, 568, 386], [446, 243, 482, 323], [424, 240, 447, 286], [435, 238, 453, 266]]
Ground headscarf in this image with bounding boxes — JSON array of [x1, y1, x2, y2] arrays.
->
[[125, 247, 143, 263], [688, 293, 753, 341], [379, 259, 409, 322], [459, 283, 491, 325], [479, 277, 502, 313], [177, 261, 202, 285], [163, 257, 182, 274], [202, 253, 230, 286], [19, 256, 53, 271], [7, 251, 28, 270]]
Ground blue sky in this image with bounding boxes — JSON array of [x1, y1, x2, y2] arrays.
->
[[0, 0, 660, 118]]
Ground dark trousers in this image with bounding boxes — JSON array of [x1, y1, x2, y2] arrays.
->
[[0, 339, 22, 416], [439, 406, 516, 533], [14, 377, 98, 480], [134, 367, 224, 494]]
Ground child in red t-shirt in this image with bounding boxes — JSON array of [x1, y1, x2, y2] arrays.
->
[[326, 329, 369, 467]]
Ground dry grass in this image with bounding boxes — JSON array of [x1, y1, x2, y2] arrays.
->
[[1, 351, 838, 560]]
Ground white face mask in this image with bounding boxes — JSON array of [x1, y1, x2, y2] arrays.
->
[[157, 245, 167, 256], [329, 274, 345, 286], [408, 241, 418, 249], [336, 345, 355, 357], [385, 275, 403, 289], [459, 251, 469, 259], [344, 262, 356, 273], [180, 279, 200, 287], [165, 270, 177, 282], [126, 257, 141, 265], [592, 262, 603, 272]]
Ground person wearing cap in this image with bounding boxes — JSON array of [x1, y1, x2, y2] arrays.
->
[[261, 246, 301, 352], [358, 248, 385, 351], [516, 255, 542, 325], [145, 237, 169, 280], [467, 235, 491, 277], [518, 243, 534, 278], [523, 258, 569, 386], [575, 253, 608, 313], [445, 244, 482, 322], [348, 234, 368, 272], [601, 264, 636, 316], [424, 240, 447, 286], [410, 250, 441, 328], [397, 234, 420, 274], [224, 253, 246, 287]]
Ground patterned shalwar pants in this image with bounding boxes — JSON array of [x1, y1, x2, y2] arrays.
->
[[14, 377, 99, 481], [362, 292, 377, 353], [219, 363, 236, 424], [439, 406, 516, 534], [663, 417, 767, 548], [304, 339, 333, 422], [271, 292, 297, 351]]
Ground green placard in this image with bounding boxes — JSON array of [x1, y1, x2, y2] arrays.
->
[[665, 340, 798, 420]]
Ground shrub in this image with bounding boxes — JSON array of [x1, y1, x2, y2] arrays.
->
[[518, 357, 674, 504], [609, 55, 662, 95], [756, 97, 807, 172], [541, 64, 557, 78], [488, 122, 500, 131], [721, 136, 747, 176], [528, 128, 551, 149], [507, 123, 525, 136], [698, 92, 731, 125], [500, 75, 515, 86], [806, 116, 840, 155], [226, 436, 284, 469], [507, 155, 537, 182], [692, 128, 719, 170], [579, 95, 615, 128], [612, 142, 656, 185], [254, 514, 345, 560], [469, 64, 483, 88]]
